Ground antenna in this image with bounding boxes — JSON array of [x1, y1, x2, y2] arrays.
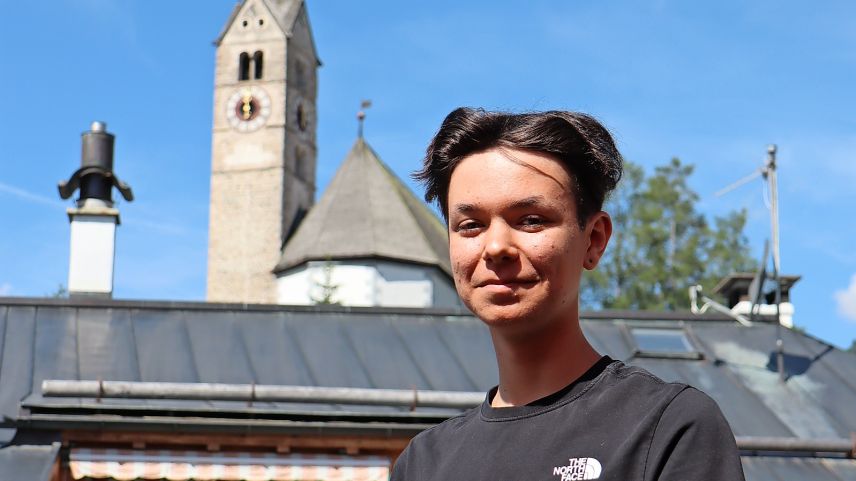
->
[[717, 145, 786, 382], [716, 144, 781, 278]]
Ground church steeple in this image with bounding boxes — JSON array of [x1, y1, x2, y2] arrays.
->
[[207, 0, 320, 304]]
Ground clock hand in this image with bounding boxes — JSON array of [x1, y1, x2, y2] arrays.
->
[[241, 93, 253, 120]]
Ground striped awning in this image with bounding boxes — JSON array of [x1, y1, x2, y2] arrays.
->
[[69, 449, 390, 481]]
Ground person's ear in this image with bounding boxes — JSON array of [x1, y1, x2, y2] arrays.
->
[[583, 211, 612, 270]]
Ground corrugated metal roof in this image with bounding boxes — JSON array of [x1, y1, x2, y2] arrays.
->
[[275, 139, 452, 276], [0, 443, 59, 481]]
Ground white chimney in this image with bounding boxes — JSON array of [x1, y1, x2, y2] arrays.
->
[[66, 200, 119, 296], [713, 273, 801, 328], [58, 121, 134, 298]]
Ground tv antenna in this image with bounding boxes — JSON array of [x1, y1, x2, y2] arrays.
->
[[716, 144, 787, 382], [715, 144, 780, 278]]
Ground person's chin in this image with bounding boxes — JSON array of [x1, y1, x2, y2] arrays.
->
[[470, 299, 537, 327]]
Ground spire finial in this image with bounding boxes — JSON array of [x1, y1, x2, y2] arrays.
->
[[357, 99, 372, 138]]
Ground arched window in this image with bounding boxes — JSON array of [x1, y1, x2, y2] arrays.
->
[[253, 51, 264, 79], [238, 52, 250, 81]]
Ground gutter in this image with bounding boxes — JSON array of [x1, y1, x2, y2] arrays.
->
[[16, 414, 433, 438]]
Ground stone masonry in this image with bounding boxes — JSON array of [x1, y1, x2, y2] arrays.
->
[[207, 0, 318, 303]]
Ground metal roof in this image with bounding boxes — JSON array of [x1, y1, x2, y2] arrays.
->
[[0, 443, 59, 481], [2, 297, 856, 479], [275, 139, 452, 276], [2, 297, 855, 436]]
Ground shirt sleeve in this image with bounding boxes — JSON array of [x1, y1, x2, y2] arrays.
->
[[390, 444, 410, 481], [644, 387, 745, 481]]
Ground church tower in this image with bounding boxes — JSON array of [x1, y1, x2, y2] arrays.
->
[[207, 0, 319, 303]]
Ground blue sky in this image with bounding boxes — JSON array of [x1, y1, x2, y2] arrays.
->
[[1, 1, 855, 349]]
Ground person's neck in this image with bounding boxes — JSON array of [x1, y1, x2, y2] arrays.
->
[[489, 318, 601, 408]]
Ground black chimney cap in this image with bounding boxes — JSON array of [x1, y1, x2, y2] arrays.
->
[[58, 121, 134, 203]]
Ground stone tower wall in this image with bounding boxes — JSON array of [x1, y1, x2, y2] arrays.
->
[[207, 0, 317, 303]]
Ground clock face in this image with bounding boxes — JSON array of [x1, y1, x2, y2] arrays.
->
[[226, 86, 271, 132]]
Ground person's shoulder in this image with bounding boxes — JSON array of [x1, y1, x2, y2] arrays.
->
[[645, 385, 744, 480], [658, 385, 731, 430], [595, 360, 689, 403], [607, 363, 724, 416], [405, 405, 480, 451]]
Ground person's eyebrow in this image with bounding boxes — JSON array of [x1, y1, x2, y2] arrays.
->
[[451, 196, 548, 215], [452, 203, 478, 215], [508, 196, 547, 209]]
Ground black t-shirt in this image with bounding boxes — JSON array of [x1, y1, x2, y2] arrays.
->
[[391, 357, 745, 481]]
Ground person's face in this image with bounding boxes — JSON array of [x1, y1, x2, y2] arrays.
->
[[446, 148, 611, 335]]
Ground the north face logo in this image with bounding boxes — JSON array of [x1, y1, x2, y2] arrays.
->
[[552, 457, 602, 480]]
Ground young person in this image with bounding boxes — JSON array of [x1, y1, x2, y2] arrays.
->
[[391, 108, 745, 481]]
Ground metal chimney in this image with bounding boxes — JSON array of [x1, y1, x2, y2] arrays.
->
[[58, 122, 134, 298]]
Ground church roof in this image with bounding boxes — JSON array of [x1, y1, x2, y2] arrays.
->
[[275, 138, 451, 276], [261, 0, 303, 36]]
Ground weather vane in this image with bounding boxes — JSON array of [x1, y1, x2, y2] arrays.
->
[[357, 99, 372, 138]]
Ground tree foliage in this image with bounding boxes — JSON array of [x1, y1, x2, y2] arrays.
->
[[311, 261, 340, 305], [49, 283, 68, 298], [582, 158, 756, 311]]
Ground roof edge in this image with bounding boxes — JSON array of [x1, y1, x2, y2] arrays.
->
[[274, 254, 452, 278], [0, 296, 753, 323], [213, 1, 244, 46]]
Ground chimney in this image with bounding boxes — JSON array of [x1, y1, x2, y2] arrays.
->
[[713, 273, 801, 327], [58, 121, 134, 298]]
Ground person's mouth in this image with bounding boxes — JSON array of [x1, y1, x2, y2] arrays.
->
[[476, 278, 538, 289]]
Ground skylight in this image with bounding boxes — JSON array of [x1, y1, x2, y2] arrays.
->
[[628, 327, 703, 360]]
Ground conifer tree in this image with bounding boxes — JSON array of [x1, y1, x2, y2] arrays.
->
[[582, 158, 755, 310]]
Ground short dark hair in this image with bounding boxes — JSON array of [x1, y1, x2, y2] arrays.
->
[[415, 107, 623, 227]]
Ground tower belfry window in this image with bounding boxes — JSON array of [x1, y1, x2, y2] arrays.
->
[[238, 52, 250, 81], [253, 51, 264, 79]]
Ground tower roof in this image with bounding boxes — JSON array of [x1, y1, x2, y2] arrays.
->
[[275, 139, 451, 276], [215, 0, 321, 64]]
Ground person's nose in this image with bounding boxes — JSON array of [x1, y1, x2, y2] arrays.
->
[[482, 221, 519, 263]]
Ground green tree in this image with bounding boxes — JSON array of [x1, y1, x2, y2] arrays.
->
[[311, 261, 340, 305], [848, 340, 856, 354], [49, 283, 68, 298], [582, 158, 755, 310]]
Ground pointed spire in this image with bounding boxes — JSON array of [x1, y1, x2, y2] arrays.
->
[[357, 99, 371, 138]]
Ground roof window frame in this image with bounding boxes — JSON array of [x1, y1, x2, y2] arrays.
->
[[619, 322, 705, 360]]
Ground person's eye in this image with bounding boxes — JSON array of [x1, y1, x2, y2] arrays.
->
[[519, 215, 546, 230], [454, 220, 484, 236]]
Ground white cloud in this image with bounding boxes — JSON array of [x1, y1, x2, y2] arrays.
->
[[0, 282, 12, 296], [834, 274, 856, 322]]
